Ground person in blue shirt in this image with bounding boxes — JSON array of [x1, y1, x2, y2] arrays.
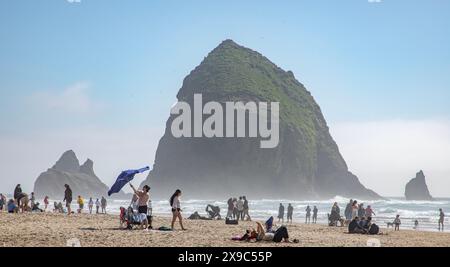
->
[[7, 199, 18, 213]]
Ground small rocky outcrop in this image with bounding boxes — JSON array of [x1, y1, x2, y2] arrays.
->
[[405, 170, 433, 201]]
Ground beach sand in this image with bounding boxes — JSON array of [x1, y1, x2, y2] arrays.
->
[[0, 212, 449, 247]]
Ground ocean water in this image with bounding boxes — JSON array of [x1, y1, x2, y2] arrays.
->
[[99, 196, 450, 232]]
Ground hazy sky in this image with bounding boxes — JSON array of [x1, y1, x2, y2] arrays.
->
[[0, 0, 449, 197]]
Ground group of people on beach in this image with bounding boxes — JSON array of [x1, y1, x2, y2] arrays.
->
[[126, 183, 186, 231], [226, 196, 251, 221], [0, 184, 109, 215], [276, 203, 318, 224]]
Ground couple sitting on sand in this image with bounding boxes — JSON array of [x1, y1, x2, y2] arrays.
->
[[348, 216, 380, 235], [233, 216, 299, 243]]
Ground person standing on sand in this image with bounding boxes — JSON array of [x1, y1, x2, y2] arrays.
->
[[170, 189, 186, 230], [43, 196, 49, 211], [95, 198, 100, 214], [63, 184, 72, 215], [0, 193, 5, 211], [77, 196, 84, 213], [358, 203, 365, 218], [438, 209, 445, 231], [394, 214, 401, 231], [130, 184, 151, 230], [237, 197, 244, 221], [278, 203, 285, 223], [30, 192, 36, 209], [101, 196, 107, 214], [88, 198, 94, 214], [351, 200, 358, 219], [345, 199, 353, 221], [13, 184, 22, 204], [227, 198, 233, 218], [232, 198, 238, 219], [287, 204, 293, 223], [365, 205, 376, 218], [312, 206, 318, 224], [243, 196, 251, 221], [305, 205, 311, 224]]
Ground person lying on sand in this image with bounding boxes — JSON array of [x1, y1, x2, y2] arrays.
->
[[233, 221, 298, 243]]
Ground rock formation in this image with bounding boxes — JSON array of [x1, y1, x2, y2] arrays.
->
[[34, 150, 127, 199], [405, 170, 433, 201], [140, 39, 381, 200]]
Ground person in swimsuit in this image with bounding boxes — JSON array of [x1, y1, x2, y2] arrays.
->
[[170, 189, 186, 230]]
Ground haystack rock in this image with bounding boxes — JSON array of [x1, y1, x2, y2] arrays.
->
[[405, 170, 433, 201], [140, 39, 381, 200], [34, 150, 127, 199]]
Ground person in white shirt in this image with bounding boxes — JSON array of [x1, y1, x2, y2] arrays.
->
[[170, 189, 186, 230], [88, 198, 94, 214]]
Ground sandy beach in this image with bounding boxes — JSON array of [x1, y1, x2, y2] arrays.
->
[[1, 212, 449, 247]]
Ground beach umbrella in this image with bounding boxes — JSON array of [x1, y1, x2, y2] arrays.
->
[[108, 166, 150, 196]]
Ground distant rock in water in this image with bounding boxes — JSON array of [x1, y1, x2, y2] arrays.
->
[[34, 150, 127, 199], [405, 170, 433, 201], [140, 39, 381, 200]]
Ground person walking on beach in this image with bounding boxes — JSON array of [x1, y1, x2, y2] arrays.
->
[[77, 196, 84, 213], [101, 196, 107, 214], [43, 196, 49, 211], [287, 203, 294, 223], [95, 198, 100, 214], [227, 198, 233, 218], [130, 184, 151, 230], [237, 197, 244, 220], [278, 203, 285, 223], [243, 196, 251, 221], [345, 199, 353, 221], [305, 205, 311, 224], [394, 214, 401, 231], [170, 189, 186, 230], [88, 197, 94, 214], [63, 184, 72, 215], [438, 209, 445, 231], [312, 206, 318, 224]]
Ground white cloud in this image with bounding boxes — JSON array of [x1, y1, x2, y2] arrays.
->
[[331, 119, 450, 197], [28, 82, 102, 114]]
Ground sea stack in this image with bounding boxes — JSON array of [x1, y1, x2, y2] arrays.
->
[[405, 170, 433, 201], [140, 39, 381, 200], [34, 150, 127, 199]]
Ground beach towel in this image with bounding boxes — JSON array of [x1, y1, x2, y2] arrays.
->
[[108, 166, 150, 196]]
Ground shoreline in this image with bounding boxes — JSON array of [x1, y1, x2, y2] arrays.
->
[[1, 212, 449, 247]]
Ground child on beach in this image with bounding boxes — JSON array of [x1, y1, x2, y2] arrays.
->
[[101, 197, 107, 214], [43, 196, 49, 211], [77, 196, 84, 213], [394, 215, 401, 231], [95, 198, 100, 214], [88, 198, 94, 214], [438, 209, 445, 231], [278, 203, 285, 223]]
